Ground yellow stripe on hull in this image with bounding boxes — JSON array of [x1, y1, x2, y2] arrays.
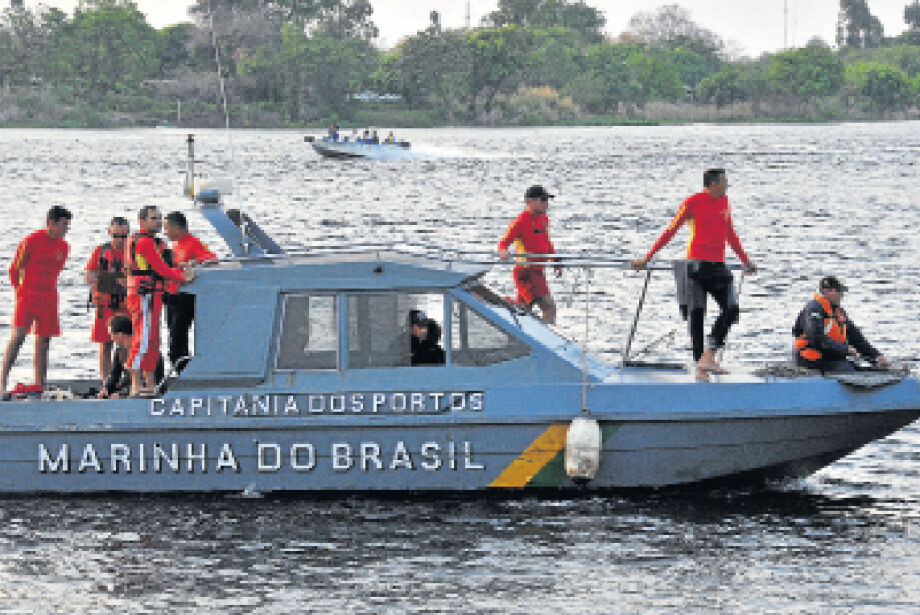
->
[[489, 424, 568, 488]]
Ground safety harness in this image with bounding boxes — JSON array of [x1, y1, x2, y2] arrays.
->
[[127, 232, 173, 296]]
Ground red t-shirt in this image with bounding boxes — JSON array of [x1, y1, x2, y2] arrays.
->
[[645, 191, 749, 264], [126, 233, 185, 296], [498, 210, 555, 268], [9, 229, 69, 293], [169, 233, 216, 293]]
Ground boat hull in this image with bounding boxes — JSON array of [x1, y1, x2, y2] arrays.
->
[[311, 140, 411, 159], [4, 404, 916, 493]]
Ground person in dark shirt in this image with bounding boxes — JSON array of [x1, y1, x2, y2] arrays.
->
[[414, 318, 445, 366], [792, 276, 889, 373]]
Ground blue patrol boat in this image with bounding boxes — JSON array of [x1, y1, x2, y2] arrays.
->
[[307, 135, 413, 160], [1, 137, 918, 494]]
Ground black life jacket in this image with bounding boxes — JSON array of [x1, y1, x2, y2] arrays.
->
[[127, 232, 174, 295], [89, 242, 127, 312]]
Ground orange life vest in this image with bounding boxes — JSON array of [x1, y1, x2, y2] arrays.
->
[[795, 293, 847, 361]]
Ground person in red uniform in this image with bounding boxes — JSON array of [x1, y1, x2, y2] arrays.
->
[[164, 211, 216, 372], [84, 216, 130, 382], [631, 169, 757, 376], [1, 206, 72, 398], [126, 206, 194, 396], [498, 185, 562, 324]]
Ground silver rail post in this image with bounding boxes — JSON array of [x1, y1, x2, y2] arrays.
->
[[622, 269, 652, 366], [581, 266, 592, 413]]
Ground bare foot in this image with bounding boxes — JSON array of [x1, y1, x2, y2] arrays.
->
[[697, 349, 729, 375]]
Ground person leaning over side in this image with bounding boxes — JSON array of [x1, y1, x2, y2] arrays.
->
[[498, 185, 563, 324], [164, 211, 216, 373], [1, 206, 71, 399], [84, 216, 130, 382], [125, 206, 193, 397], [631, 168, 757, 377], [793, 276, 889, 373]]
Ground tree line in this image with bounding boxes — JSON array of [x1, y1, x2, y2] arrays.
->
[[2, 0, 920, 127]]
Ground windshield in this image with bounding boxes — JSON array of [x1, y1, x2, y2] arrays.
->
[[458, 283, 574, 351]]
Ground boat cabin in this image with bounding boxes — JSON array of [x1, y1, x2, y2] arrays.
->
[[170, 251, 607, 399]]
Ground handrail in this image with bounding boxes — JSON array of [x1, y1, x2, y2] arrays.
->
[[204, 245, 747, 271]]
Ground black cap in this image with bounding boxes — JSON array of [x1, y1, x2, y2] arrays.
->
[[819, 276, 848, 292], [408, 309, 428, 326], [525, 185, 554, 200]]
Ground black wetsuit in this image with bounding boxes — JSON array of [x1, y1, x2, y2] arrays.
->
[[688, 261, 739, 362]]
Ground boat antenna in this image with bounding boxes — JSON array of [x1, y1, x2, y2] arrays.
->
[[206, 0, 249, 254]]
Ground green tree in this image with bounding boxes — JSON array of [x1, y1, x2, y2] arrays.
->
[[664, 47, 720, 91], [837, 0, 884, 48], [767, 44, 844, 103], [248, 22, 377, 120], [376, 30, 472, 115], [626, 47, 684, 103], [465, 27, 528, 115], [48, 1, 160, 102], [906, 1, 920, 29], [845, 61, 911, 110], [697, 62, 767, 108], [484, 0, 605, 37], [564, 42, 640, 112], [522, 27, 586, 91], [158, 22, 196, 74]]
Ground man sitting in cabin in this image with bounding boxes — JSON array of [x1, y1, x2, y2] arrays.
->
[[414, 318, 445, 366], [498, 185, 563, 324], [793, 276, 889, 373], [99, 315, 164, 399], [387, 309, 436, 367]]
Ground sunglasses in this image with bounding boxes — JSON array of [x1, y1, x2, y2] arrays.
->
[[112, 233, 128, 239]]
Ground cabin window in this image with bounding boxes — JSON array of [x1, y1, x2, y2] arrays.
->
[[276, 295, 337, 370], [348, 293, 445, 368], [451, 302, 529, 366]]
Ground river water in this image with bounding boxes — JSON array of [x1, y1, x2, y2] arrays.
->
[[0, 124, 918, 613]]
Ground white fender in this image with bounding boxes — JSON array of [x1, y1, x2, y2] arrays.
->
[[565, 417, 602, 481]]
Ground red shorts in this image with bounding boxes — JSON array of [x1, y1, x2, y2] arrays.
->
[[91, 306, 129, 343], [513, 266, 550, 305], [13, 290, 60, 337], [126, 293, 163, 372]]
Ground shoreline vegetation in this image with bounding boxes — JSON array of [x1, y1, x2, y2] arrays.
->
[[3, 0, 920, 129]]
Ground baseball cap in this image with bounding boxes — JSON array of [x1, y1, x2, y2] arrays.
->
[[525, 185, 554, 200], [409, 310, 428, 326], [819, 276, 848, 292]]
